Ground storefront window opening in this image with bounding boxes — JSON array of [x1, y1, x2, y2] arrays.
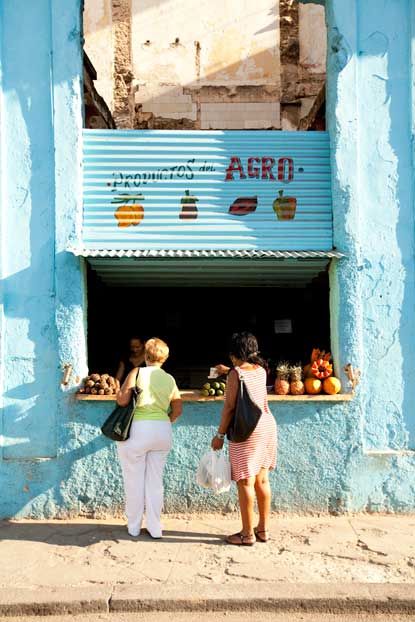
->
[[86, 260, 331, 390]]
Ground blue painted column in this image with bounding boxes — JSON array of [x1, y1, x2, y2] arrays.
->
[[0, 1, 59, 460], [327, 0, 415, 509], [0, 0, 87, 517]]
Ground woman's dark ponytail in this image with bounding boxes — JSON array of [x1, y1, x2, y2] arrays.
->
[[247, 351, 266, 367], [229, 332, 266, 368]]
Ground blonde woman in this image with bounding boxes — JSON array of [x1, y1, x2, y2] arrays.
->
[[116, 338, 182, 538]]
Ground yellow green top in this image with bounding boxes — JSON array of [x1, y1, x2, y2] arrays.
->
[[133, 366, 180, 421]]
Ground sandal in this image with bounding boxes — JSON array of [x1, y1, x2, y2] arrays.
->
[[226, 532, 256, 546], [254, 528, 270, 543]]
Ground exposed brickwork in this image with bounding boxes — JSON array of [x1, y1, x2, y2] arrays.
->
[[112, 0, 134, 128], [134, 107, 196, 129], [280, 0, 299, 102], [86, 0, 325, 130], [84, 57, 116, 128], [279, 0, 325, 129]]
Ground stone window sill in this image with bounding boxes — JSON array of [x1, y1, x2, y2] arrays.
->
[[75, 391, 353, 403]]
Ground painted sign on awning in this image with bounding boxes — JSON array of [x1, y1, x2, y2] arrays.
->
[[83, 130, 332, 250]]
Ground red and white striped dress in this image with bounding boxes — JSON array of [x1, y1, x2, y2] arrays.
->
[[228, 366, 277, 482]]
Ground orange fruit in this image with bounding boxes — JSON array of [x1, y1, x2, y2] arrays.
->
[[114, 204, 144, 227], [323, 377, 341, 395], [304, 378, 322, 394]]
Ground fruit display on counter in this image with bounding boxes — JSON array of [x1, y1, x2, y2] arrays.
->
[[311, 358, 333, 379], [303, 348, 328, 377], [289, 364, 305, 395], [200, 380, 227, 397], [77, 373, 118, 395], [322, 376, 341, 395], [304, 377, 322, 394], [303, 348, 341, 395], [274, 362, 290, 395], [272, 350, 342, 396]]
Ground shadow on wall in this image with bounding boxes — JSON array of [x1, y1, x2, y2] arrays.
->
[[83, 0, 326, 130], [0, 0, 87, 518], [357, 15, 415, 450], [1, 4, 60, 462]]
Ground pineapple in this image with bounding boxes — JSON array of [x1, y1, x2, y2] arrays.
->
[[290, 364, 305, 395], [274, 362, 290, 395]]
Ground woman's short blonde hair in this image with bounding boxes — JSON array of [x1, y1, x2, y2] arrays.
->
[[145, 338, 169, 364]]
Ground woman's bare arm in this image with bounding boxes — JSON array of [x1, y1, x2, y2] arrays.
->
[[211, 370, 238, 450], [115, 361, 125, 383], [116, 368, 138, 406], [169, 399, 183, 422], [217, 369, 238, 434], [169, 385, 182, 423], [215, 363, 230, 376]]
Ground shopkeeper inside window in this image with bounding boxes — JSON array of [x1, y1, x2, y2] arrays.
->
[[115, 336, 146, 384]]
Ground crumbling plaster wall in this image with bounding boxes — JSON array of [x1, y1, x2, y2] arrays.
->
[[131, 0, 281, 129], [83, 0, 326, 129], [280, 0, 326, 130], [83, 0, 114, 112]]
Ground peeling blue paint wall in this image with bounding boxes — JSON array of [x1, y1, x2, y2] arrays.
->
[[0, 0, 88, 517], [0, 0, 415, 518], [326, 0, 415, 510]]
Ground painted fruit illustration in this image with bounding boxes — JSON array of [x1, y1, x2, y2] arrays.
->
[[179, 190, 199, 220], [229, 196, 257, 215], [304, 378, 322, 394], [113, 194, 145, 227], [323, 377, 341, 395], [273, 190, 297, 220]]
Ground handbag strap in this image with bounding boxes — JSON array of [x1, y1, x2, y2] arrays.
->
[[234, 367, 245, 396], [133, 367, 141, 396], [235, 366, 262, 410]]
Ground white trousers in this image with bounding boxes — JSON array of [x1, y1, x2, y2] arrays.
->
[[117, 420, 172, 537]]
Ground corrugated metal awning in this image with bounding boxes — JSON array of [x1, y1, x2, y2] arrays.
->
[[71, 248, 343, 259], [83, 130, 333, 252]]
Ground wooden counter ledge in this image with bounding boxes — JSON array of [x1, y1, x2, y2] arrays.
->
[[76, 391, 353, 402]]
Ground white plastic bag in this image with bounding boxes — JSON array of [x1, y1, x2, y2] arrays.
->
[[196, 449, 231, 494]]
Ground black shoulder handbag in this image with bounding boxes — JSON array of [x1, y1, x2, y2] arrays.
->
[[101, 369, 141, 441], [226, 369, 262, 443]]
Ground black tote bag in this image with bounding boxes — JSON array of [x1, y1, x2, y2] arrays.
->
[[226, 370, 262, 443], [101, 369, 141, 441]]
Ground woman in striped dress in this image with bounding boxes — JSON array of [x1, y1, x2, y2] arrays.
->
[[211, 332, 277, 546]]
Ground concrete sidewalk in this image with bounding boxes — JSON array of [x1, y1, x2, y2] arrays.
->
[[1, 514, 415, 616]]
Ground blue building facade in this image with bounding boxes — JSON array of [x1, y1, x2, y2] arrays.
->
[[0, 0, 414, 518]]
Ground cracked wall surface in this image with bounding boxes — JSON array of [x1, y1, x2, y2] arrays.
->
[[132, 0, 281, 129], [83, 0, 114, 111], [83, 0, 327, 129]]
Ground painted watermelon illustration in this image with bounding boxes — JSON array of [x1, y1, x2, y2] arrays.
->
[[229, 196, 258, 215]]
